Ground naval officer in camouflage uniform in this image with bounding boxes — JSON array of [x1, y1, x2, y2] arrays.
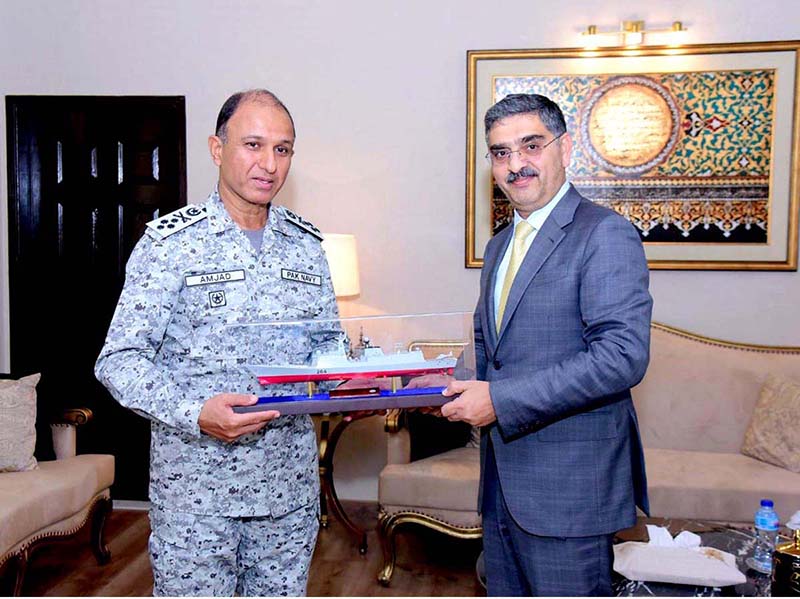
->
[[96, 89, 336, 596]]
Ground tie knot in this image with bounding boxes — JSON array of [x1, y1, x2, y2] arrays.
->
[[514, 220, 534, 241]]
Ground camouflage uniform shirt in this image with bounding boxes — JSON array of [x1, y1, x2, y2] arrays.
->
[[95, 189, 338, 517]]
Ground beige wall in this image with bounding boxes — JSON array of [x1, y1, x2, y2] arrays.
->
[[1, 0, 799, 499]]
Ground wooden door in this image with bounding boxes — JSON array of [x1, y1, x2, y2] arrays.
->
[[6, 96, 187, 500]]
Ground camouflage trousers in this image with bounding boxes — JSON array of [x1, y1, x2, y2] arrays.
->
[[149, 502, 319, 596]]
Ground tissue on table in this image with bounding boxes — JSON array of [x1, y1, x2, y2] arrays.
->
[[613, 525, 746, 587]]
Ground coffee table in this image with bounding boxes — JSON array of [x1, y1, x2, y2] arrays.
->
[[612, 517, 776, 596]]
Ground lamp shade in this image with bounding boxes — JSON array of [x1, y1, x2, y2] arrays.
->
[[321, 233, 360, 298]]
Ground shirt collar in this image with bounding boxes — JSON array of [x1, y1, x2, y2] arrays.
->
[[206, 184, 292, 237], [205, 186, 236, 234], [513, 179, 570, 230]]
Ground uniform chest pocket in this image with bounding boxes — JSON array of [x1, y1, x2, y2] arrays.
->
[[263, 269, 327, 320], [182, 268, 250, 323]]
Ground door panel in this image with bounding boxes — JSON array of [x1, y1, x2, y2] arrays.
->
[[6, 96, 187, 500]]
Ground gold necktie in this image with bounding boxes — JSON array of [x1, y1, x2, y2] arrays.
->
[[496, 220, 534, 332]]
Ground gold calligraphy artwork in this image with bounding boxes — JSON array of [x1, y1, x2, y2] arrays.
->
[[492, 70, 774, 244]]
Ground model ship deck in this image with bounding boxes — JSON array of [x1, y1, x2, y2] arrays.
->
[[248, 346, 456, 384]]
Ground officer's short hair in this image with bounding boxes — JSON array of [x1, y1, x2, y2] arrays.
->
[[484, 93, 566, 140], [215, 89, 296, 142]]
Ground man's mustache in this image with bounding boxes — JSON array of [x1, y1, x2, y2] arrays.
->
[[506, 166, 538, 184]]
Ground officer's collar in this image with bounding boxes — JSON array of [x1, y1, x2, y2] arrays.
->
[[206, 186, 292, 236]]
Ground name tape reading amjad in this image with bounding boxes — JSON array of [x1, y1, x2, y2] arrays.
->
[[185, 269, 246, 287]]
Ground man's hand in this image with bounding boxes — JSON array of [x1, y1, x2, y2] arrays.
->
[[440, 380, 496, 426], [330, 379, 388, 422], [336, 377, 393, 390], [198, 393, 279, 443], [403, 373, 454, 390], [402, 373, 455, 416]]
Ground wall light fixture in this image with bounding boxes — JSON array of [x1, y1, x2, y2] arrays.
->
[[582, 20, 687, 48]]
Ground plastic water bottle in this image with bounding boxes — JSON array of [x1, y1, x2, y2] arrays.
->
[[752, 498, 780, 573]]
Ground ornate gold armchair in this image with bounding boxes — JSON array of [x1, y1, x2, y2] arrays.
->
[[376, 341, 482, 586]]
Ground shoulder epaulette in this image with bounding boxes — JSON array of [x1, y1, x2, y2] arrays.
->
[[145, 204, 208, 240], [282, 208, 323, 241]]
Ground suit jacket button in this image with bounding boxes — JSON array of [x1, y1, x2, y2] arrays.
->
[[493, 360, 502, 370]]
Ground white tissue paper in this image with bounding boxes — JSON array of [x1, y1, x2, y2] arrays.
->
[[613, 525, 746, 587]]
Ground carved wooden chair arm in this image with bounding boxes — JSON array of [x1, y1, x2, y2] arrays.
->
[[49, 408, 93, 459], [384, 408, 406, 433], [384, 409, 411, 465], [51, 408, 93, 426]]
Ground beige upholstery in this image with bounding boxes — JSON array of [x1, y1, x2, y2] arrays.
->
[[634, 323, 800, 523], [0, 455, 115, 558], [377, 410, 482, 586], [380, 446, 481, 528], [634, 325, 800, 453], [644, 448, 800, 522], [376, 340, 482, 585], [0, 411, 115, 596]]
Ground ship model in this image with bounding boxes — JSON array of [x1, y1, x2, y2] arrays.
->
[[237, 329, 458, 415], [247, 332, 456, 384]]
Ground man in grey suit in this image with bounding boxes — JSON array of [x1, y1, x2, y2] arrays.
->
[[442, 93, 652, 596]]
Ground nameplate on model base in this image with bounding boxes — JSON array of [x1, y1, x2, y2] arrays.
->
[[233, 387, 449, 415]]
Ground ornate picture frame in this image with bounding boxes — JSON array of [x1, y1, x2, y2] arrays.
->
[[466, 41, 800, 270]]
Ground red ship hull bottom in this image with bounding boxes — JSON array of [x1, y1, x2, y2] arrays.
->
[[257, 366, 454, 385]]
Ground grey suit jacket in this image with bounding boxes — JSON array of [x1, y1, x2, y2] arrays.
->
[[476, 184, 652, 537]]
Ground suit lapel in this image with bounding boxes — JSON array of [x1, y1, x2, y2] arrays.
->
[[496, 185, 581, 341], [482, 225, 511, 349]]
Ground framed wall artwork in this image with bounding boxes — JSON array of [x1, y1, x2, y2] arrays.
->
[[466, 41, 800, 270]]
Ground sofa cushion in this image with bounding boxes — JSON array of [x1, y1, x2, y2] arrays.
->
[[0, 454, 115, 557], [741, 374, 800, 473], [632, 326, 800, 454], [0, 373, 41, 472], [644, 447, 800, 523], [379, 446, 480, 527]]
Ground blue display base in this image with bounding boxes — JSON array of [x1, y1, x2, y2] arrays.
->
[[233, 386, 449, 415]]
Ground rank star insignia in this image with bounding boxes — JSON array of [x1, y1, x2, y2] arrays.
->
[[208, 290, 227, 308], [283, 208, 323, 240], [146, 205, 209, 239]]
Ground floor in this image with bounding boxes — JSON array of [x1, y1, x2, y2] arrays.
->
[[11, 501, 485, 597]]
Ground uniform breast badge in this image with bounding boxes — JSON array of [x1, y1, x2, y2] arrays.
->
[[208, 290, 227, 308]]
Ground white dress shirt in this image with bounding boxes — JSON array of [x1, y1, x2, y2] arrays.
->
[[493, 180, 570, 319]]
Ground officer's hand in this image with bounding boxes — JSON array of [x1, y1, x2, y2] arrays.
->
[[198, 393, 279, 443]]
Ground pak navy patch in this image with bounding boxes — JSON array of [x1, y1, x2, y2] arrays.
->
[[281, 269, 322, 286], [282, 208, 323, 241], [146, 205, 208, 240]]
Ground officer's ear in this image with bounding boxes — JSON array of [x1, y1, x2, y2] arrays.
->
[[208, 135, 224, 167]]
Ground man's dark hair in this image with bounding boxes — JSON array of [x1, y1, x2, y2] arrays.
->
[[215, 89, 296, 142], [484, 93, 567, 140]]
